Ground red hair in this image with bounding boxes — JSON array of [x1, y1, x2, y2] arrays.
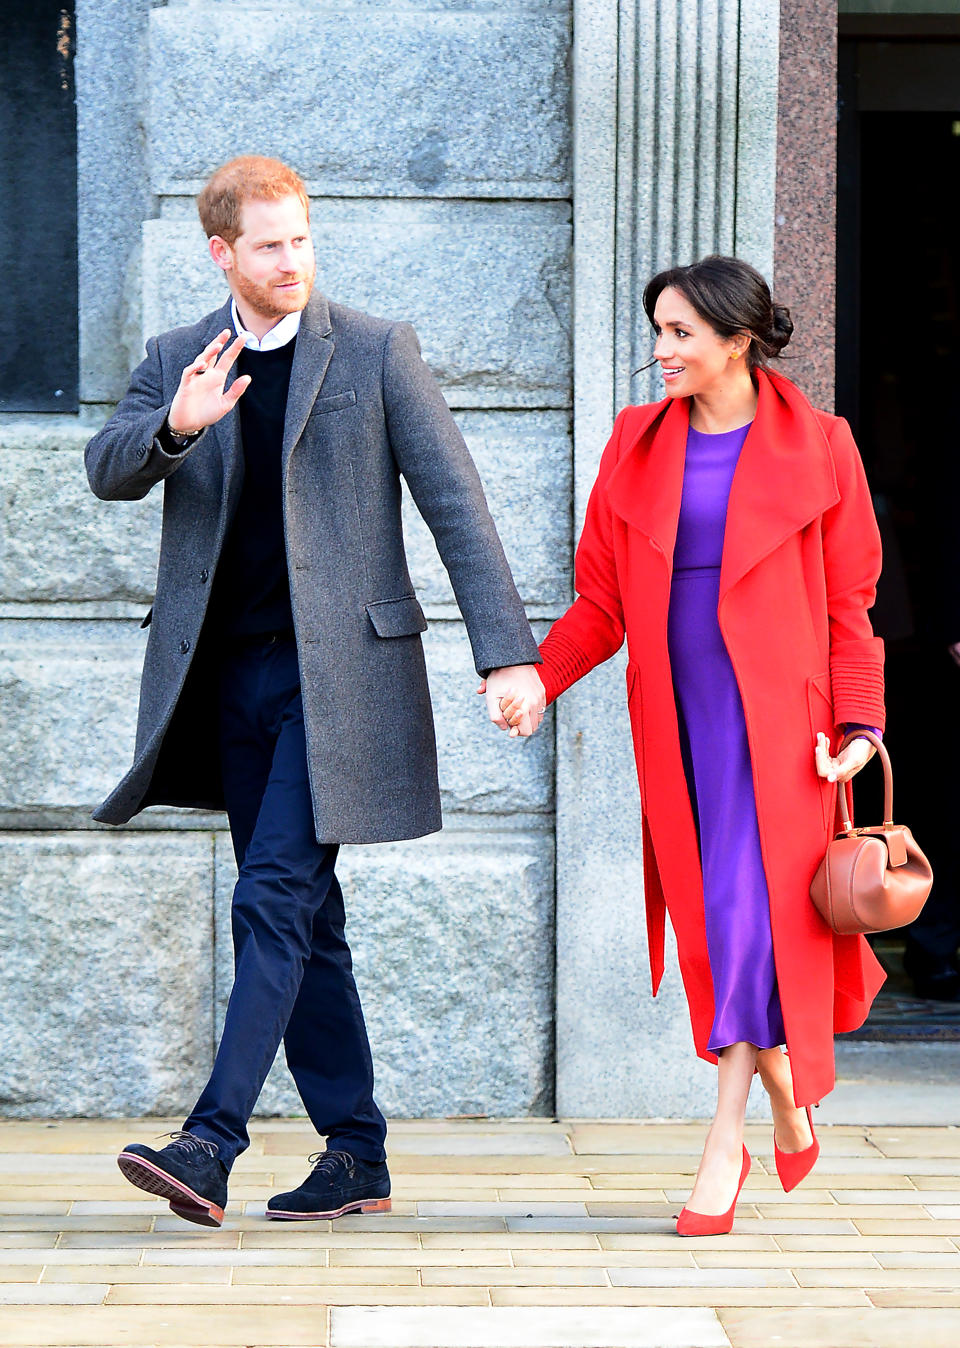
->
[[197, 156, 309, 245]]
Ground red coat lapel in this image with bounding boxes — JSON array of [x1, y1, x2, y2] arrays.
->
[[604, 370, 841, 599], [719, 371, 840, 601]]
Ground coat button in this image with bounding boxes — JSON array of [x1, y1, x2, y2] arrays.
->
[[136, 445, 147, 460], [200, 568, 209, 583], [179, 639, 190, 654]]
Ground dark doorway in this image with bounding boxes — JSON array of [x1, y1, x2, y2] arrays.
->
[[0, 2, 78, 412], [837, 29, 960, 1036]]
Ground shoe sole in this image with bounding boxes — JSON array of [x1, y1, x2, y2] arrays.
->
[[117, 1151, 225, 1228], [266, 1196, 392, 1221]]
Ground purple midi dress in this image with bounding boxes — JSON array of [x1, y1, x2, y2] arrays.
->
[[666, 423, 786, 1052]]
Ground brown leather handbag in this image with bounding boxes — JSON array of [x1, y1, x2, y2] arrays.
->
[[809, 730, 933, 935]]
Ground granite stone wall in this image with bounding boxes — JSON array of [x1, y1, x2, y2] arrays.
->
[[0, 0, 571, 1120], [3, 0, 792, 1123]]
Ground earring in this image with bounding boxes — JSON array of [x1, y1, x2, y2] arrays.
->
[[731, 351, 740, 360]]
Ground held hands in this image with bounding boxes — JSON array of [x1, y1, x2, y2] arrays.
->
[[478, 665, 547, 738], [814, 731, 875, 784], [167, 331, 251, 435]]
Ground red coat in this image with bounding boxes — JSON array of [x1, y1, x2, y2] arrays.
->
[[539, 370, 886, 1106]]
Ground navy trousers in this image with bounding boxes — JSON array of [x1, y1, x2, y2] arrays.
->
[[184, 635, 387, 1168]]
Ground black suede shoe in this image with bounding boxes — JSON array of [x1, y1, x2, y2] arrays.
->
[[266, 1148, 391, 1220], [117, 1131, 229, 1227]]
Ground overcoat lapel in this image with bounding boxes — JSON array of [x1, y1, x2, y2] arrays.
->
[[282, 291, 334, 467], [197, 301, 245, 535]]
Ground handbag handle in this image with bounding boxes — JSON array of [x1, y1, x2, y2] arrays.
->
[[835, 729, 893, 833]]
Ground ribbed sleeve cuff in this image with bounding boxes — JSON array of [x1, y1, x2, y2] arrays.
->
[[537, 629, 595, 704], [831, 662, 886, 733]]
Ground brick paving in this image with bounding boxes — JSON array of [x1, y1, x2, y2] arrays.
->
[[0, 1117, 958, 1345]]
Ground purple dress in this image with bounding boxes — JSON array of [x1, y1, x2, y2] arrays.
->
[[666, 423, 786, 1051]]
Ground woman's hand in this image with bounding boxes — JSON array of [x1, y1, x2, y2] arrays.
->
[[814, 731, 875, 784], [478, 667, 547, 738]]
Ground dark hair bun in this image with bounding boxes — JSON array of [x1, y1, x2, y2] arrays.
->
[[767, 302, 793, 356], [642, 256, 794, 369]]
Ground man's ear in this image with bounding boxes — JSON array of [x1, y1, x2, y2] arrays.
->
[[209, 235, 234, 274]]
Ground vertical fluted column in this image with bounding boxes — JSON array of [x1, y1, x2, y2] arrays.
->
[[557, 0, 780, 1117]]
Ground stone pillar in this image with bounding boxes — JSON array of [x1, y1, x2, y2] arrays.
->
[[557, 0, 781, 1117], [774, 0, 837, 409]]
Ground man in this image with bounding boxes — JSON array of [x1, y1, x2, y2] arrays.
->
[[86, 156, 545, 1227]]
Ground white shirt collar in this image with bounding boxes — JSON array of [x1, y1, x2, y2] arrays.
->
[[231, 299, 301, 352]]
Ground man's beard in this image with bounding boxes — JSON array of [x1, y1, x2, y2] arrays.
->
[[232, 263, 315, 319]]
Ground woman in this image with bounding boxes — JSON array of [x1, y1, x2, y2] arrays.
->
[[497, 256, 886, 1235]]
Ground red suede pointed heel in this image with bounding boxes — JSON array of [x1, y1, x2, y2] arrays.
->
[[774, 1105, 819, 1192], [676, 1145, 751, 1237]]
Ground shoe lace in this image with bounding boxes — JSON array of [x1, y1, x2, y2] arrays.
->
[[306, 1148, 354, 1177], [161, 1130, 219, 1159]]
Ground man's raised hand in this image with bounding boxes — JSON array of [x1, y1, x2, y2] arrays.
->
[[167, 331, 251, 435]]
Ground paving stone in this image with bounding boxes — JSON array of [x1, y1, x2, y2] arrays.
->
[[41, 1264, 232, 1283], [420, 1266, 606, 1287], [420, 1232, 599, 1250], [141, 202, 571, 409], [489, 1289, 871, 1308], [797, 1268, 960, 1288], [0, 1248, 141, 1265], [386, 1133, 572, 1157], [234, 1266, 427, 1288], [330, 1304, 730, 1347], [599, 1234, 778, 1252], [777, 1235, 956, 1252], [0, 1283, 109, 1304], [718, 1306, 960, 1347], [0, 1305, 334, 1346], [608, 1267, 796, 1289], [148, 6, 570, 198]]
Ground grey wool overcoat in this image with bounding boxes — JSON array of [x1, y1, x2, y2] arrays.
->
[[85, 290, 540, 844]]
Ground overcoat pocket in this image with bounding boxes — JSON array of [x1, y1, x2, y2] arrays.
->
[[625, 660, 645, 801], [807, 672, 837, 830], [365, 595, 428, 638], [308, 389, 357, 417]]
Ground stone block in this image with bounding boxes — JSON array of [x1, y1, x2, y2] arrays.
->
[[140, 200, 572, 407], [0, 439, 160, 604], [0, 412, 567, 609], [214, 828, 555, 1119], [0, 832, 214, 1117], [424, 621, 554, 818], [404, 412, 571, 609], [76, 0, 152, 402], [147, 6, 570, 199], [0, 621, 142, 816], [0, 619, 551, 819]]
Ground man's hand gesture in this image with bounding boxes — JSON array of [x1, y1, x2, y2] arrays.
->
[[167, 330, 251, 434]]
